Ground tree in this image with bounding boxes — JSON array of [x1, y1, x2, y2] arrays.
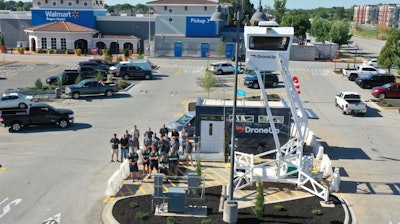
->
[[309, 18, 331, 42], [252, 178, 264, 217], [216, 42, 225, 58], [378, 29, 400, 74], [273, 0, 286, 24], [281, 10, 311, 39], [200, 70, 217, 98], [329, 20, 352, 48]]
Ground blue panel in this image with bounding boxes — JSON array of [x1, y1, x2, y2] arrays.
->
[[31, 9, 105, 29], [174, 42, 183, 57], [186, 16, 217, 37], [201, 43, 209, 58], [225, 43, 235, 59]]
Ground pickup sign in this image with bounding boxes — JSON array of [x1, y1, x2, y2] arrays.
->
[[342, 65, 386, 81], [65, 79, 120, 99], [0, 104, 74, 132], [335, 91, 367, 115]]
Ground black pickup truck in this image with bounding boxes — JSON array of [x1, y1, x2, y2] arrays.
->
[[0, 104, 74, 132]]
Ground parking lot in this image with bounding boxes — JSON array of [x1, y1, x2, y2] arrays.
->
[[1, 53, 400, 224]]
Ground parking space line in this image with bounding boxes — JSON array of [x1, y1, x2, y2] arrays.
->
[[0, 139, 55, 146], [45, 65, 65, 74], [301, 71, 310, 80], [205, 166, 229, 185], [174, 68, 183, 76], [0, 167, 8, 173], [0, 152, 34, 157]]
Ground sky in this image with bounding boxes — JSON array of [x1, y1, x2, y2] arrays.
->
[[103, 0, 397, 10]]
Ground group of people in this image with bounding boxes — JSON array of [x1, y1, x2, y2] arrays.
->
[[109, 124, 194, 182]]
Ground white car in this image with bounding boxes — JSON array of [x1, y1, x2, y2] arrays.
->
[[0, 93, 33, 109], [362, 59, 379, 68], [207, 62, 235, 75]]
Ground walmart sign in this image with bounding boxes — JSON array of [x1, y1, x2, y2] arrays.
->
[[31, 9, 106, 29], [186, 16, 217, 37]]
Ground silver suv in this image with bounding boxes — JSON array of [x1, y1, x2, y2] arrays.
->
[[207, 62, 235, 75]]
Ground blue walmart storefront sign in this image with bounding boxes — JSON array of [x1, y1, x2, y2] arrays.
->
[[186, 16, 217, 37], [31, 9, 105, 29]]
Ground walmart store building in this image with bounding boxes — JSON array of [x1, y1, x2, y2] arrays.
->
[[0, 0, 238, 57]]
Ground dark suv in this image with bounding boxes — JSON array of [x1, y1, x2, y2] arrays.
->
[[243, 71, 279, 89], [78, 66, 108, 79], [355, 74, 396, 89], [78, 61, 110, 71], [117, 65, 153, 80], [46, 70, 80, 85]]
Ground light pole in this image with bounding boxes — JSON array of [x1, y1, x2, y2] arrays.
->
[[97, 33, 101, 56], [211, 1, 245, 223]]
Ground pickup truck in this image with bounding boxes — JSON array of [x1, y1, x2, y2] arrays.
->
[[335, 91, 367, 115], [65, 79, 120, 99], [342, 65, 386, 81], [0, 104, 74, 132]]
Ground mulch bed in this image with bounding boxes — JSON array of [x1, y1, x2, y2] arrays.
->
[[112, 186, 345, 224]]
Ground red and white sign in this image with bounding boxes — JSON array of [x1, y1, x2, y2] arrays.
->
[[334, 51, 340, 57], [91, 47, 98, 55], [206, 51, 211, 57]]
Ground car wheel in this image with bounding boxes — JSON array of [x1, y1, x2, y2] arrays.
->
[[253, 82, 260, 89], [72, 92, 80, 99], [123, 74, 130, 80], [377, 93, 386, 99], [217, 70, 223, 75], [58, 119, 69, 128], [272, 82, 278, 88], [18, 103, 27, 109], [11, 121, 22, 132], [105, 90, 113, 97], [144, 74, 151, 80], [349, 74, 357, 81]]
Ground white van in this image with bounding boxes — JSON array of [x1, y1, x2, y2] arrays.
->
[[109, 59, 152, 75]]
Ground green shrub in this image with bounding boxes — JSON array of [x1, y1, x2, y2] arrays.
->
[[117, 80, 130, 89], [95, 73, 105, 81], [138, 53, 144, 59], [75, 75, 82, 84], [65, 50, 69, 54], [311, 209, 322, 216], [36, 49, 40, 54], [273, 204, 285, 211], [129, 202, 138, 208], [35, 78, 43, 89], [124, 48, 129, 57], [47, 49, 51, 54], [135, 211, 149, 220], [167, 217, 175, 224], [252, 178, 264, 217], [53, 49, 57, 54], [201, 218, 211, 224]]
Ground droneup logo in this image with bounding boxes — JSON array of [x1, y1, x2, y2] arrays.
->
[[249, 54, 277, 60], [235, 125, 280, 134]]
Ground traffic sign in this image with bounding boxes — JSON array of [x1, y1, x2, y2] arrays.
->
[[206, 51, 211, 57], [91, 47, 98, 55], [334, 51, 340, 57]]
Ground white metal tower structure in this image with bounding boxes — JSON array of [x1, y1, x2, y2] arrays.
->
[[232, 24, 329, 201]]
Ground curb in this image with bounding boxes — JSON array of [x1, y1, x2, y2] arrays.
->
[[333, 193, 356, 224], [102, 197, 119, 224]]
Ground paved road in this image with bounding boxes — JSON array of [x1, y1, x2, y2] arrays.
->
[[1, 45, 399, 224]]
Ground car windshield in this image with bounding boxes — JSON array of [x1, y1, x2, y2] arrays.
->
[[382, 83, 391, 88], [176, 114, 193, 125], [76, 81, 86, 87]]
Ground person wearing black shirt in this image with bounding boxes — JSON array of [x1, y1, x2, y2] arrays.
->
[[109, 133, 120, 162], [128, 149, 142, 182], [159, 124, 169, 138], [148, 145, 159, 179]]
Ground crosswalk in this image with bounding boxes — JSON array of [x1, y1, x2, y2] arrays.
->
[[110, 161, 313, 209]]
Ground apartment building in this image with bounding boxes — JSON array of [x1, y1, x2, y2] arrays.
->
[[354, 3, 400, 28]]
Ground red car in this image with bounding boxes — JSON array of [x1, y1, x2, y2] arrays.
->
[[371, 83, 400, 99]]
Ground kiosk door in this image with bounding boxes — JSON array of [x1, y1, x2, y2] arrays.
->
[[200, 121, 224, 153]]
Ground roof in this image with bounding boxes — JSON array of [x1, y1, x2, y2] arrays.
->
[[200, 99, 288, 108], [25, 21, 98, 33], [102, 34, 140, 40], [147, 0, 218, 5]]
